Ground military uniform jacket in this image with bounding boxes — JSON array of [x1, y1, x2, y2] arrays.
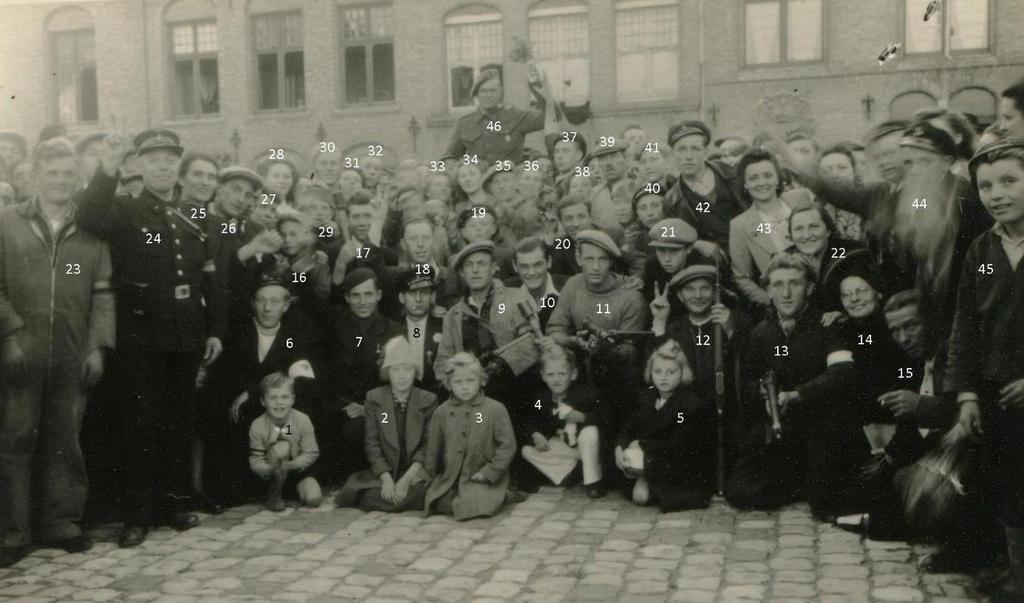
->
[[77, 169, 226, 352], [446, 106, 545, 166]]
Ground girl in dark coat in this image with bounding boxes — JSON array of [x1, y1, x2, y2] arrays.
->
[[615, 339, 716, 511]]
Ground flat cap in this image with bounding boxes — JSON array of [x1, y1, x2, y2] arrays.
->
[[586, 139, 629, 163], [0, 132, 27, 153], [899, 122, 957, 157], [968, 137, 1024, 186], [219, 166, 263, 189], [452, 240, 496, 271], [397, 268, 438, 293], [133, 128, 183, 157], [74, 132, 108, 154], [341, 267, 379, 294], [668, 120, 711, 148], [668, 264, 717, 291], [648, 218, 698, 248], [576, 229, 621, 258]]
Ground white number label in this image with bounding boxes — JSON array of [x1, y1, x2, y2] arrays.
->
[[146, 233, 161, 244], [319, 141, 336, 153], [66, 263, 81, 275], [554, 238, 571, 249], [381, 412, 389, 424], [260, 193, 276, 205], [368, 145, 383, 156], [430, 161, 446, 172], [774, 346, 789, 357], [268, 148, 284, 160], [596, 303, 610, 314], [486, 121, 502, 132], [475, 412, 483, 424]]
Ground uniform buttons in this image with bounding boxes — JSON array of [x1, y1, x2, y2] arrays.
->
[[174, 239, 180, 244], [171, 224, 177, 229], [176, 254, 182, 260], [177, 270, 184, 276], [166, 210, 172, 215]]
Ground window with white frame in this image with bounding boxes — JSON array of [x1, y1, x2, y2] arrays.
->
[[252, 0, 305, 110], [744, 0, 822, 65], [615, 0, 679, 103], [905, 0, 988, 54], [528, 1, 589, 105], [48, 7, 98, 124], [167, 0, 219, 116], [339, 3, 395, 105], [445, 5, 503, 110]]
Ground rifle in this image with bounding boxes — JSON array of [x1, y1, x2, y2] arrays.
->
[[578, 319, 653, 343], [478, 302, 543, 364], [713, 255, 726, 496], [762, 369, 783, 444]]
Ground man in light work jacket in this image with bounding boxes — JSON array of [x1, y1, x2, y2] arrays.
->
[[0, 138, 114, 567]]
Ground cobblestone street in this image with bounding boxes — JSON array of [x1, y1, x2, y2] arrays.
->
[[0, 488, 987, 603]]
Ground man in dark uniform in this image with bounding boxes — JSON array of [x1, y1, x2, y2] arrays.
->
[[77, 129, 226, 547], [662, 121, 749, 253], [446, 68, 551, 167]]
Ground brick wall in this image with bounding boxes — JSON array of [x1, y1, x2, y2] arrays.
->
[[1, 0, 1021, 173]]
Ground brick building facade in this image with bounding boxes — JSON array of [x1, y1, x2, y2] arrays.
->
[[1, 0, 1022, 173]]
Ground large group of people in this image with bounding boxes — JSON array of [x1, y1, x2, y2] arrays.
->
[[1, 67, 1023, 601]]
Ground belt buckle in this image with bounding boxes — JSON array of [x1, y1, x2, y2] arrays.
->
[[174, 284, 191, 299]]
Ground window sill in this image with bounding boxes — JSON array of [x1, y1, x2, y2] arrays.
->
[[896, 52, 998, 70], [608, 100, 698, 116], [161, 115, 225, 127], [332, 103, 401, 118], [250, 109, 313, 120], [736, 62, 830, 82]]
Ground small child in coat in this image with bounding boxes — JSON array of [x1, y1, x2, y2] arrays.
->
[[249, 373, 322, 511], [522, 345, 607, 498], [336, 337, 439, 512], [424, 352, 520, 520], [616, 339, 717, 511]]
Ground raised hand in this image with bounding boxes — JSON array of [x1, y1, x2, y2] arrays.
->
[[649, 282, 671, 324]]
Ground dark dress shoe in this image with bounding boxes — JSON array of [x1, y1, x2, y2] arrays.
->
[[163, 511, 200, 531], [585, 484, 606, 499], [834, 513, 869, 535], [0, 547, 27, 568], [119, 525, 148, 548], [194, 493, 225, 515], [43, 535, 93, 553]]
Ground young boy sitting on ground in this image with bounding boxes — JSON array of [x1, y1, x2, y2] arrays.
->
[[248, 373, 323, 512]]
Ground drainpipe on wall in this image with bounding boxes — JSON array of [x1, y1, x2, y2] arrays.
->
[[142, 0, 152, 128], [698, 0, 705, 120]]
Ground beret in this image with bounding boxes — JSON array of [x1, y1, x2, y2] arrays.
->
[[219, 166, 263, 189], [471, 68, 502, 97], [133, 128, 183, 157], [899, 122, 957, 157], [648, 218, 698, 248], [632, 185, 666, 207], [668, 264, 717, 291], [576, 229, 621, 258], [822, 249, 892, 310], [452, 240, 496, 271], [668, 120, 711, 148]]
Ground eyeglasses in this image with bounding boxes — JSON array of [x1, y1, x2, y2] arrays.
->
[[841, 287, 874, 300]]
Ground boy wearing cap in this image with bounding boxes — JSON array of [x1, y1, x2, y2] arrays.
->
[[662, 120, 748, 252], [642, 218, 722, 320], [949, 139, 1024, 601], [336, 336, 439, 512], [79, 128, 226, 547]]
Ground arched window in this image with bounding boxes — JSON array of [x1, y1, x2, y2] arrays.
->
[[251, 0, 305, 110], [47, 6, 98, 123], [950, 87, 997, 129], [615, 0, 679, 102], [167, 0, 219, 117], [529, 0, 589, 104], [444, 4, 503, 110], [889, 91, 937, 121]]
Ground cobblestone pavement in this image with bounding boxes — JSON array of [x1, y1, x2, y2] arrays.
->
[[0, 487, 988, 602]]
